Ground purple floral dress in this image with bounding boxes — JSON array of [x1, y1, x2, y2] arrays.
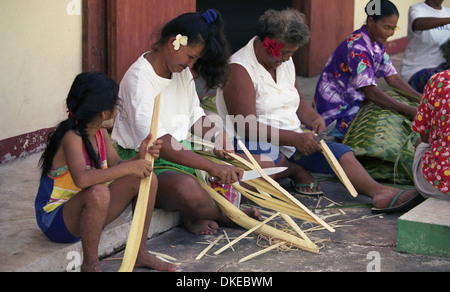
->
[[314, 25, 398, 137]]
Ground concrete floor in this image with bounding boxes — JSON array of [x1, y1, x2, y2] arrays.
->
[[100, 179, 450, 272]]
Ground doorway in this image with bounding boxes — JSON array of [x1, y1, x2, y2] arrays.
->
[[82, 0, 196, 82]]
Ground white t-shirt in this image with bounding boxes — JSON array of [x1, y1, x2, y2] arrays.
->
[[401, 2, 450, 82], [216, 37, 303, 158], [112, 53, 205, 150]]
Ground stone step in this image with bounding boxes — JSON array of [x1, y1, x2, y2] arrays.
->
[[397, 198, 450, 258], [13, 208, 180, 272]]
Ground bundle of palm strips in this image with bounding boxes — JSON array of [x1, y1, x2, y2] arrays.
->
[[189, 140, 336, 255]]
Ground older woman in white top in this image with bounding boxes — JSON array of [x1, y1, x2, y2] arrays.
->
[[217, 8, 423, 214]]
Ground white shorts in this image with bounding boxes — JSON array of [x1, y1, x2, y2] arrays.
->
[[413, 143, 450, 201]]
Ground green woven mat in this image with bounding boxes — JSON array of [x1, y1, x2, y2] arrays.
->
[[200, 95, 218, 114], [342, 91, 419, 185]]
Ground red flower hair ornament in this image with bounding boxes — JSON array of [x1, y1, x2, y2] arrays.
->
[[262, 37, 284, 58]]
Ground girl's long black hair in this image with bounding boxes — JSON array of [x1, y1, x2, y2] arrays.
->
[[152, 8, 231, 90], [39, 72, 119, 178]]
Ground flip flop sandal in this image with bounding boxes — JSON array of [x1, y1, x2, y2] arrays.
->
[[371, 190, 425, 214], [290, 178, 324, 197]]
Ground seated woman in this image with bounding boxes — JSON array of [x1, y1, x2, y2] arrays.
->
[[314, 0, 422, 141], [401, 0, 450, 93], [216, 8, 423, 214], [112, 9, 261, 236], [412, 69, 450, 201]]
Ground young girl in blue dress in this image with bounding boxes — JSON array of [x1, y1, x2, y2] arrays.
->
[[35, 72, 173, 272]]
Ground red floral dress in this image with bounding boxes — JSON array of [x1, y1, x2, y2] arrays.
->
[[412, 70, 450, 195]]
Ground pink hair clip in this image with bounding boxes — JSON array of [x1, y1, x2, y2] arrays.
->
[[68, 111, 79, 125]]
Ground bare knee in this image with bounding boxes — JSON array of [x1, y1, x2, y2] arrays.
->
[[164, 175, 209, 211], [84, 184, 110, 210], [157, 172, 213, 213], [178, 177, 207, 207]]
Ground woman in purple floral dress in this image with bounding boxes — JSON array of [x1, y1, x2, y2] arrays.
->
[[314, 0, 422, 141]]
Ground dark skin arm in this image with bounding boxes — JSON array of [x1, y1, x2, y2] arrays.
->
[[295, 81, 325, 134], [385, 74, 422, 103], [361, 74, 421, 120], [190, 116, 234, 159], [420, 133, 429, 144], [158, 132, 243, 185], [413, 17, 450, 31], [222, 63, 322, 156], [62, 129, 159, 190]]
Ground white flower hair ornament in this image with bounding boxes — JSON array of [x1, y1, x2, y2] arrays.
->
[[172, 34, 188, 51]]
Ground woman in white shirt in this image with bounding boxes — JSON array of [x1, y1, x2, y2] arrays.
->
[[401, 0, 450, 93], [217, 8, 423, 214], [112, 9, 261, 235]]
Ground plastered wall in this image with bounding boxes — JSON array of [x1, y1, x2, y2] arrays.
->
[[0, 0, 82, 141], [1, 0, 449, 162], [354, 0, 450, 41]]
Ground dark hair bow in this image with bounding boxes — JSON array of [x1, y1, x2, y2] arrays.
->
[[202, 9, 217, 24]]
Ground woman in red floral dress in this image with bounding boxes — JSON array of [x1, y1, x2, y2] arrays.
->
[[412, 69, 450, 201]]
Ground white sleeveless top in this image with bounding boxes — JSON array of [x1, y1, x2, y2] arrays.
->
[[216, 37, 303, 158]]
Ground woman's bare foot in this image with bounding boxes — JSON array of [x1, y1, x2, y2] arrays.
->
[[291, 165, 323, 195], [243, 207, 262, 221], [184, 218, 219, 235], [135, 251, 177, 272], [372, 188, 420, 209], [183, 207, 262, 235], [292, 181, 323, 195], [218, 206, 262, 226]]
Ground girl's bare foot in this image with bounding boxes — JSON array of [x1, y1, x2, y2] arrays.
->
[[135, 251, 177, 272], [81, 261, 102, 272]]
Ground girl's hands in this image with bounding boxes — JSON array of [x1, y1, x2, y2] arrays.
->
[[128, 159, 154, 179], [147, 139, 163, 159], [129, 133, 163, 179], [137, 133, 163, 160]]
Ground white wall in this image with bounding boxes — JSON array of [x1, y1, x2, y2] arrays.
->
[[0, 0, 82, 141], [1, 0, 449, 142], [354, 0, 450, 41]]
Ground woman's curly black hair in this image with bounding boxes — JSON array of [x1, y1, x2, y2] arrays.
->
[[152, 8, 231, 90]]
